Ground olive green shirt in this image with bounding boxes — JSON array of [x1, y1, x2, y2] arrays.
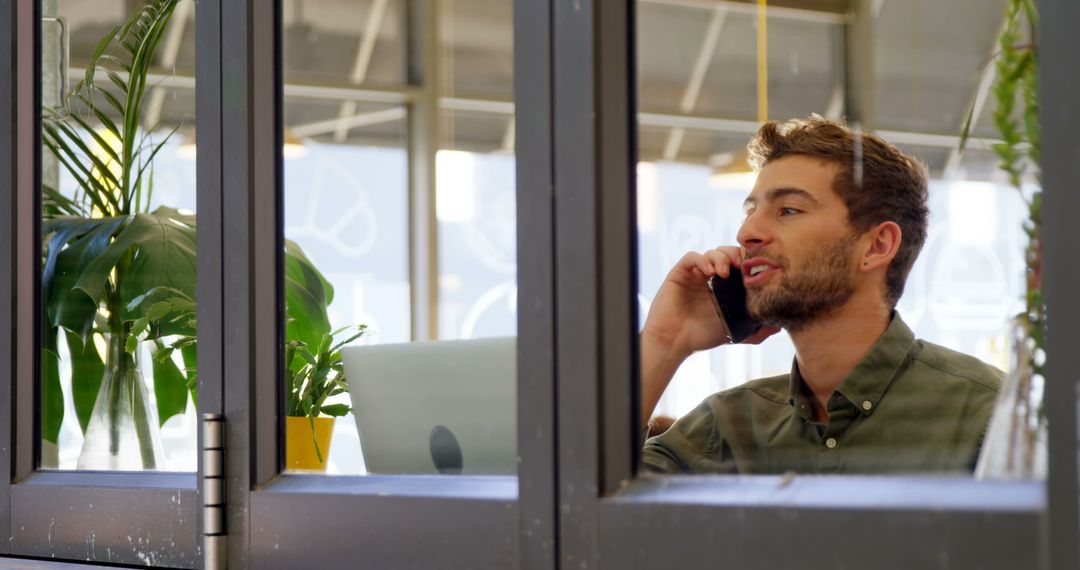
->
[[642, 314, 1002, 475]]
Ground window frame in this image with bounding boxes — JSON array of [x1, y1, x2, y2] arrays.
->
[[0, 0, 24, 554], [213, 0, 557, 567], [0, 0, 206, 567], [1040, 1, 1080, 567], [550, 1, 1070, 569], [1, 0, 558, 566], [1, 0, 1076, 568]]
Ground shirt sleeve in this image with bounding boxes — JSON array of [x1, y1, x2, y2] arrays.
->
[[641, 399, 734, 474]]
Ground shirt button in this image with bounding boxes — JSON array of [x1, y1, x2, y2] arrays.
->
[[825, 438, 837, 449], [862, 401, 872, 411]]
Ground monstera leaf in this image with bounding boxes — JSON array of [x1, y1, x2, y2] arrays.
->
[[74, 208, 197, 323], [284, 240, 335, 351], [40, 207, 197, 437], [43, 208, 198, 338], [44, 217, 127, 340], [64, 330, 106, 433], [113, 237, 334, 427]]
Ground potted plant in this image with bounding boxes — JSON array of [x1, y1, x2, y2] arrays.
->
[[284, 322, 368, 471], [124, 247, 363, 473], [41, 0, 354, 470], [41, 0, 192, 469], [127, 246, 361, 472]]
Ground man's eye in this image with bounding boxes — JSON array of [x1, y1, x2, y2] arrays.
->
[[780, 207, 800, 216]]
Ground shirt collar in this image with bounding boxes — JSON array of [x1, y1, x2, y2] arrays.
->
[[787, 312, 917, 417], [788, 363, 815, 421]]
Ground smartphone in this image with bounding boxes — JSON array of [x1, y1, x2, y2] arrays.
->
[[707, 269, 763, 344]]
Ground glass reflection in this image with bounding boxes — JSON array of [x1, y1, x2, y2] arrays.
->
[[280, 0, 517, 475], [636, 0, 1042, 478], [40, 0, 198, 471]]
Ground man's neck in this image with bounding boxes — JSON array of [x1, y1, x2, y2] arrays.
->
[[788, 293, 892, 421]]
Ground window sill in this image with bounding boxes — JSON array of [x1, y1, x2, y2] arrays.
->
[[618, 473, 1044, 512]]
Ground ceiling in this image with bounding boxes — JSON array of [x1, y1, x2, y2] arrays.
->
[[52, 0, 1017, 179]]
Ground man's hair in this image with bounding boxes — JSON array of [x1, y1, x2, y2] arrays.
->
[[746, 116, 929, 306]]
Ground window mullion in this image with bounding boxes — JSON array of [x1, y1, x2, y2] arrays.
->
[[514, 0, 558, 567], [13, 0, 37, 486], [1041, 0, 1080, 568], [406, 0, 439, 342], [0, 0, 20, 552]]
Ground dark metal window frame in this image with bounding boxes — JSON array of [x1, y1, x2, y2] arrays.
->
[[2, 0, 1078, 568], [1, 0, 558, 566], [551, 1, 1074, 569], [0, 0, 203, 567], [1039, 1, 1080, 567], [212, 0, 556, 568]]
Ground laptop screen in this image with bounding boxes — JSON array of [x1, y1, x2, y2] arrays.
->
[[342, 337, 517, 474]]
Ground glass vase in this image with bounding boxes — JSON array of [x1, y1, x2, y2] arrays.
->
[[76, 334, 165, 470], [975, 317, 1047, 479]]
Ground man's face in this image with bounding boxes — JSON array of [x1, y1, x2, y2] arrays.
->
[[736, 155, 860, 332]]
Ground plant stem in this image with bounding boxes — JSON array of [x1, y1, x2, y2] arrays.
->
[[105, 249, 158, 469], [132, 373, 159, 469]]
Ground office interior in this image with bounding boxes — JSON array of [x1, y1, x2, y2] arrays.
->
[[1, 0, 1079, 568]]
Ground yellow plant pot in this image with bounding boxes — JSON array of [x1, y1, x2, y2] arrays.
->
[[285, 416, 335, 472]]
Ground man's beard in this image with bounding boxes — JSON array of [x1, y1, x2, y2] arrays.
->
[[746, 236, 857, 333]]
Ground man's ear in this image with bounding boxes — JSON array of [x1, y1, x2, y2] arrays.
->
[[859, 221, 901, 272]]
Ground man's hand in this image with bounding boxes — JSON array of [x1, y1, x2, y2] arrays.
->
[[640, 247, 781, 429], [644, 246, 744, 357]]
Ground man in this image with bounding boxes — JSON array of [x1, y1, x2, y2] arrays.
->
[[640, 117, 1002, 475]]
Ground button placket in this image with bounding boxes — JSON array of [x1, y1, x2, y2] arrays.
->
[[817, 434, 843, 473]]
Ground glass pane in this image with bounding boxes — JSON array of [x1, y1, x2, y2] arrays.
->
[[40, 0, 198, 471], [636, 0, 1043, 478], [282, 0, 407, 88], [438, 110, 517, 340], [281, 0, 517, 475]]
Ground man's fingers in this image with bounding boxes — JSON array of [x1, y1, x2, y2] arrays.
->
[[674, 247, 742, 281], [676, 252, 715, 278], [702, 247, 741, 278]]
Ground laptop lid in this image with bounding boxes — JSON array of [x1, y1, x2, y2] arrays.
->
[[342, 337, 517, 475]]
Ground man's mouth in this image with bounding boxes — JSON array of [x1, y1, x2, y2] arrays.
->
[[742, 258, 779, 286]]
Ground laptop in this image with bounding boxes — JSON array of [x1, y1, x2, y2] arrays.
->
[[341, 336, 517, 475]]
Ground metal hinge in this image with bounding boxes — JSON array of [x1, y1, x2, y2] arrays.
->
[[203, 413, 227, 570]]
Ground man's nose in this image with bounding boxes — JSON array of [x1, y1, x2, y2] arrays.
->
[[737, 210, 772, 250]]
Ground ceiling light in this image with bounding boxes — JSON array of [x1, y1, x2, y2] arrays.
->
[[282, 129, 308, 159], [708, 151, 757, 190], [176, 131, 197, 160]]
